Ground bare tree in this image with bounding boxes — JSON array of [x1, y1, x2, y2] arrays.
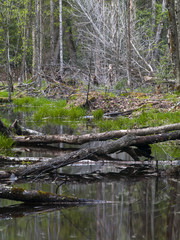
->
[[68, 0, 156, 87]]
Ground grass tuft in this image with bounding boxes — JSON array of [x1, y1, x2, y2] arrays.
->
[[92, 109, 104, 120], [0, 134, 14, 154]]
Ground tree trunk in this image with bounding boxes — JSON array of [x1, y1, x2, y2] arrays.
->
[[59, 0, 63, 75], [39, 0, 43, 77], [153, 0, 166, 59], [126, 0, 132, 88], [50, 0, 55, 65], [151, 0, 156, 33], [167, 0, 180, 85], [12, 123, 180, 145], [32, 20, 36, 77], [35, 0, 41, 86], [175, 0, 180, 86], [65, 18, 77, 65], [6, 26, 12, 101]]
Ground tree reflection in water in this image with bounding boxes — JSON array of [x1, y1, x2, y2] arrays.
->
[[0, 178, 179, 240]]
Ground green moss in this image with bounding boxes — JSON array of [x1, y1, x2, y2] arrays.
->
[[37, 190, 53, 196], [11, 187, 25, 194]]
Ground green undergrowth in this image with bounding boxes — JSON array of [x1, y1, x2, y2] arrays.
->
[[13, 97, 87, 122], [0, 91, 9, 98], [96, 109, 180, 132], [0, 133, 15, 155], [151, 142, 180, 161], [163, 92, 180, 102], [33, 106, 86, 122], [13, 96, 53, 107], [92, 109, 104, 120], [11, 95, 180, 131], [0, 118, 11, 128]]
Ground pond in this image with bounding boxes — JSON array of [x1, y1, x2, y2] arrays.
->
[[0, 178, 179, 240], [0, 104, 180, 240]]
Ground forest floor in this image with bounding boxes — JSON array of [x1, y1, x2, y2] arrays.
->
[[38, 81, 180, 114], [1, 82, 180, 116], [66, 90, 180, 114]]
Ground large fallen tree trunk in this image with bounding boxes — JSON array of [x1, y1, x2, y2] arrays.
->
[[12, 123, 180, 145], [1, 134, 136, 179], [0, 186, 97, 204], [1, 131, 180, 180]]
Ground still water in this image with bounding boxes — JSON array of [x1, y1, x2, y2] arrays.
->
[[0, 178, 179, 240], [0, 105, 180, 240]]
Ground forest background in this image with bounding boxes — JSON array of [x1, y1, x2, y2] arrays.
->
[[0, 0, 180, 99]]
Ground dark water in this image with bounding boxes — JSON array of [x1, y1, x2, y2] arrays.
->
[[0, 105, 180, 240], [0, 178, 179, 240]]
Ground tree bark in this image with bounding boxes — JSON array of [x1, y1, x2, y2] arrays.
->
[[12, 123, 180, 145]]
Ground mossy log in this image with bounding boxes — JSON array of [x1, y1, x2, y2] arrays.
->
[[0, 186, 96, 205]]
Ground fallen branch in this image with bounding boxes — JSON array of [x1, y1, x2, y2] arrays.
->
[[2, 134, 136, 179], [12, 123, 180, 145], [1, 131, 180, 180]]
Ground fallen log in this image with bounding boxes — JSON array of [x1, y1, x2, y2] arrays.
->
[[1, 131, 180, 180], [2, 134, 136, 179], [12, 123, 180, 145], [0, 185, 97, 205]]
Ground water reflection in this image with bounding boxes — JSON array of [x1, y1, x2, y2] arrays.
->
[[0, 178, 179, 240]]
